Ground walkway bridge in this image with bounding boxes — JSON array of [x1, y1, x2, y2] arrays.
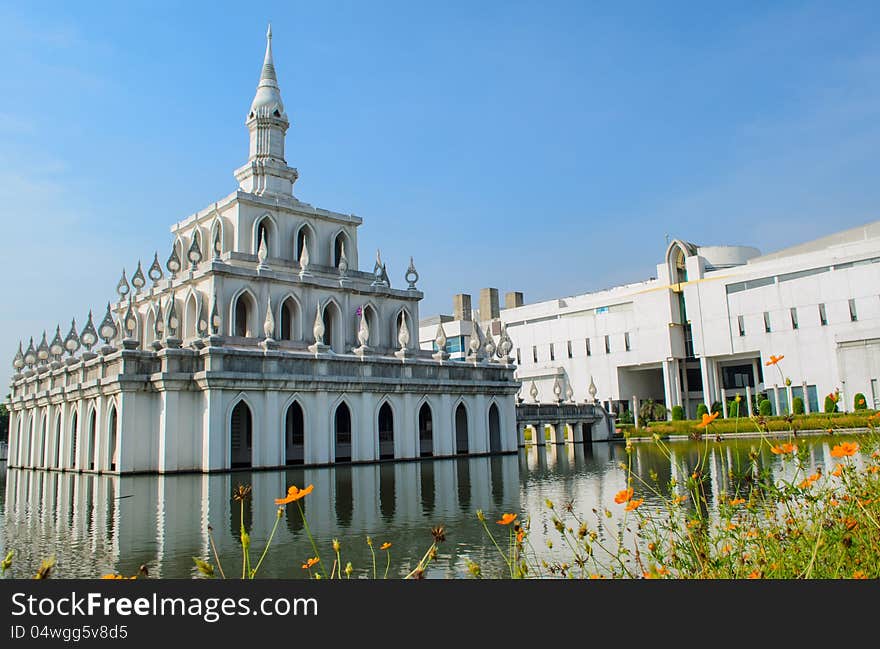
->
[[515, 402, 614, 447]]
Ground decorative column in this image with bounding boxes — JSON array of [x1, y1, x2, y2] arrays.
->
[[745, 385, 754, 417], [802, 381, 811, 414]]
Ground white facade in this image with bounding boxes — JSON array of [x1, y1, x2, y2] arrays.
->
[[7, 27, 519, 474], [421, 221, 880, 419]]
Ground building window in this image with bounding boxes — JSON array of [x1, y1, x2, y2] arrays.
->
[[604, 335, 611, 354], [549, 343, 555, 361], [818, 303, 828, 326], [532, 346, 538, 363], [737, 315, 745, 337], [624, 332, 631, 351], [790, 307, 799, 330], [585, 338, 591, 356], [763, 311, 771, 333], [516, 348, 521, 365], [849, 298, 858, 322], [567, 340, 572, 358]]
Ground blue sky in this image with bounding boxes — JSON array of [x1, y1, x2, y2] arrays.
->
[[2, 1, 880, 388]]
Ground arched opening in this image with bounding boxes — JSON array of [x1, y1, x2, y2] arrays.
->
[[255, 217, 272, 257], [334, 402, 352, 462], [108, 406, 118, 472], [39, 414, 47, 468], [25, 416, 34, 466], [69, 410, 78, 470], [488, 403, 502, 453], [285, 401, 304, 465], [232, 291, 256, 338], [144, 309, 156, 347], [87, 409, 96, 471], [393, 310, 410, 350], [230, 401, 253, 468], [455, 403, 469, 454], [280, 297, 300, 341], [378, 402, 394, 460], [418, 403, 433, 457], [184, 293, 199, 341], [211, 220, 224, 257], [333, 232, 347, 268], [362, 305, 379, 347], [322, 301, 343, 353], [295, 225, 313, 264], [53, 414, 62, 469]]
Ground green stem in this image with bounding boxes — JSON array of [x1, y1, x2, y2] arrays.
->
[[370, 543, 377, 579], [383, 551, 391, 579], [250, 511, 282, 578], [297, 501, 327, 578]]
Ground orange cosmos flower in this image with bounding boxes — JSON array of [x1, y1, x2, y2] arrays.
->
[[516, 529, 524, 543], [380, 542, 392, 551], [625, 498, 644, 512], [748, 570, 761, 579], [869, 413, 880, 422], [765, 355, 784, 366], [770, 442, 797, 455], [853, 571, 868, 579], [275, 484, 314, 505], [614, 488, 634, 504], [301, 557, 319, 570], [730, 498, 746, 506], [696, 411, 720, 429], [830, 442, 859, 458], [799, 472, 821, 489], [496, 513, 517, 525], [869, 466, 880, 474], [726, 522, 738, 531], [831, 464, 844, 477]]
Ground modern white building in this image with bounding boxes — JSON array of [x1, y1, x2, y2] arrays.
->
[[421, 221, 880, 419], [6, 27, 519, 474]]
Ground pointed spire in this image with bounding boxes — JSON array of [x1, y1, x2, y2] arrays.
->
[[298, 241, 310, 277], [116, 269, 130, 299], [49, 327, 64, 359], [337, 241, 349, 276], [529, 380, 539, 403], [405, 256, 419, 290], [131, 261, 146, 293], [210, 292, 220, 335], [398, 312, 410, 349], [257, 230, 268, 267], [483, 328, 496, 361], [166, 293, 179, 338], [312, 303, 324, 344], [24, 337, 37, 367], [188, 234, 203, 269], [80, 311, 98, 350], [166, 244, 181, 277], [264, 296, 275, 340], [148, 252, 164, 282], [123, 298, 138, 340], [435, 323, 447, 350], [248, 22, 286, 120], [153, 299, 164, 339], [63, 320, 80, 357], [37, 331, 49, 364], [13, 341, 25, 371], [588, 375, 598, 403], [357, 307, 370, 347], [99, 303, 118, 345]]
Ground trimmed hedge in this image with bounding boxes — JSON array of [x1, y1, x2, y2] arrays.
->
[[825, 395, 839, 414], [671, 405, 684, 421], [696, 404, 708, 419], [759, 399, 772, 416], [792, 396, 805, 415], [637, 411, 878, 437], [854, 393, 868, 411]]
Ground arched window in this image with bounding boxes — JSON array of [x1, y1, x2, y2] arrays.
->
[[232, 291, 256, 338], [184, 293, 199, 341], [108, 406, 118, 472], [333, 232, 347, 268], [285, 401, 304, 465], [255, 217, 272, 257], [295, 224, 314, 264], [322, 301, 343, 352], [230, 401, 253, 468], [418, 403, 433, 457], [488, 403, 502, 453], [363, 305, 379, 347], [334, 402, 352, 462], [378, 402, 394, 460], [455, 403, 469, 454], [280, 297, 301, 341], [144, 309, 156, 346], [87, 408, 96, 471]]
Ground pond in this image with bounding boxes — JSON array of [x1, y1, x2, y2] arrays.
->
[[0, 432, 868, 578]]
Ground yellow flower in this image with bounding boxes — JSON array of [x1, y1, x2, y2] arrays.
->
[[853, 570, 868, 579], [380, 542, 392, 551], [770, 442, 797, 455], [799, 472, 821, 489], [696, 411, 720, 429], [729, 498, 746, 506], [496, 513, 517, 525], [614, 488, 634, 504], [831, 464, 844, 477], [830, 442, 859, 458], [275, 484, 314, 505], [748, 570, 761, 579], [765, 355, 784, 366], [301, 557, 319, 570]]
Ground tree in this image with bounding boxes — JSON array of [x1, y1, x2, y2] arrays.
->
[[792, 397, 805, 415], [759, 399, 772, 416], [671, 405, 684, 421], [824, 394, 839, 414], [638, 399, 668, 426], [853, 393, 868, 411]]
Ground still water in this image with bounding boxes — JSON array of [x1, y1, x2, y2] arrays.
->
[[0, 433, 866, 579]]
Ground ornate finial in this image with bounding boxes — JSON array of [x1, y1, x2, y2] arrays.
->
[[210, 292, 220, 335], [588, 375, 598, 403], [123, 298, 138, 340], [153, 299, 164, 339], [166, 243, 182, 277], [565, 381, 574, 403], [80, 311, 98, 351], [372, 249, 389, 287], [37, 331, 50, 365], [298, 240, 310, 277], [312, 304, 324, 344], [24, 337, 37, 367], [166, 293, 179, 339], [63, 320, 80, 357], [13, 341, 25, 371], [267, 22, 272, 40], [357, 307, 370, 347], [483, 328, 496, 361], [131, 261, 146, 293], [468, 321, 483, 360], [188, 233, 203, 269], [263, 296, 275, 340], [552, 376, 563, 403], [405, 256, 419, 290], [338, 241, 349, 276], [257, 230, 268, 267], [212, 227, 222, 259], [529, 380, 539, 403], [116, 269, 130, 299], [197, 301, 209, 338], [497, 324, 513, 362], [432, 322, 449, 361], [148, 252, 164, 283], [398, 312, 410, 349], [49, 327, 64, 361], [99, 303, 118, 346]]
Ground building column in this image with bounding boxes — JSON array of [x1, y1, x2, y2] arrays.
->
[[752, 358, 761, 391], [773, 385, 781, 416], [534, 424, 545, 446], [552, 421, 565, 444], [700, 357, 714, 409], [720, 388, 728, 418], [632, 395, 640, 429], [662, 360, 675, 420], [745, 385, 754, 417], [802, 381, 811, 414], [202, 389, 225, 472]]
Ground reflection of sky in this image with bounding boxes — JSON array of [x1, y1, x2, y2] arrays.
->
[[0, 434, 868, 578]]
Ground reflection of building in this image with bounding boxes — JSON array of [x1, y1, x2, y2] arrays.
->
[[6, 27, 518, 474], [421, 222, 880, 418]]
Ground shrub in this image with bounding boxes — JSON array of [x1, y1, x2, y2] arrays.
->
[[759, 399, 772, 416], [671, 405, 684, 421], [792, 396, 805, 415], [696, 404, 708, 419], [638, 400, 668, 424], [824, 395, 838, 414], [854, 393, 868, 411], [710, 401, 723, 416], [617, 410, 634, 425]]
